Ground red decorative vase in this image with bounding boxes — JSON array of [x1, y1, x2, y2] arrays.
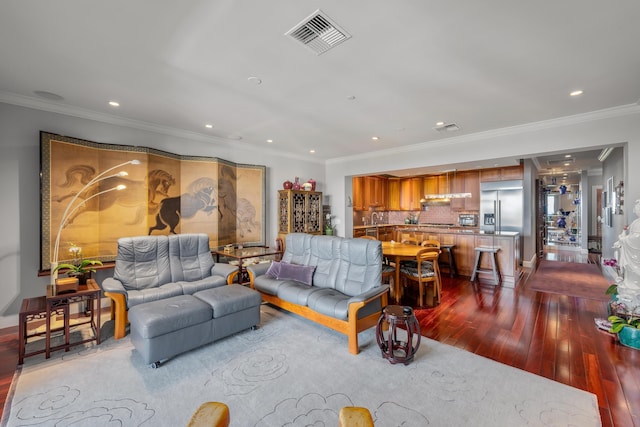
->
[[283, 180, 293, 190], [293, 177, 301, 190], [308, 178, 316, 191]]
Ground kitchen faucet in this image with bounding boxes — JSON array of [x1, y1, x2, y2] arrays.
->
[[371, 212, 379, 225]]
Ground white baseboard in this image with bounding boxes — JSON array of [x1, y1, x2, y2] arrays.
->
[[522, 254, 538, 269]]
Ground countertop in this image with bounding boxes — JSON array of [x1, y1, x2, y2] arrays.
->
[[354, 223, 519, 237]]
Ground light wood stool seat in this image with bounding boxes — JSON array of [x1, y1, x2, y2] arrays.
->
[[338, 406, 374, 426], [470, 246, 500, 285], [187, 402, 230, 427]]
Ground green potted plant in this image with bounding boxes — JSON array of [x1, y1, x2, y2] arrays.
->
[[53, 259, 103, 285], [325, 214, 334, 236], [607, 281, 640, 350]]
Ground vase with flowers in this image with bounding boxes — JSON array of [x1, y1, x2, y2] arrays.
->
[[324, 214, 334, 235], [604, 199, 640, 349]]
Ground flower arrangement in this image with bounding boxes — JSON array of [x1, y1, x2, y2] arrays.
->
[[325, 214, 334, 235]]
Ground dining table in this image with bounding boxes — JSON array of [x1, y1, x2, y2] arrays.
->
[[381, 241, 425, 303]]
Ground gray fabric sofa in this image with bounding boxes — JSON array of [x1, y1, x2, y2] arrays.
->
[[246, 233, 389, 354], [101, 233, 237, 339]]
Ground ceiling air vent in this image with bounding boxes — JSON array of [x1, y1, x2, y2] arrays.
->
[[285, 10, 351, 55], [433, 123, 460, 133]]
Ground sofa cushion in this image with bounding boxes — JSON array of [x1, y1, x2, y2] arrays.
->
[[168, 234, 215, 282], [282, 233, 313, 265], [128, 295, 212, 339], [114, 236, 172, 291], [276, 281, 321, 305], [194, 285, 262, 318], [178, 275, 227, 295], [308, 236, 341, 289], [277, 262, 315, 286], [126, 282, 184, 308], [334, 238, 382, 297], [306, 288, 351, 320], [265, 260, 282, 278], [253, 275, 289, 296]]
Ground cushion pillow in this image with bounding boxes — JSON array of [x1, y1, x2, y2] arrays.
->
[[265, 260, 282, 278], [277, 262, 316, 286]]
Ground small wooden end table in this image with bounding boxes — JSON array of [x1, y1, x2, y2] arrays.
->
[[19, 279, 102, 364], [375, 305, 421, 365]]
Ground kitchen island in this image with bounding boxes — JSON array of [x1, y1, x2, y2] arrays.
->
[[353, 224, 521, 287]]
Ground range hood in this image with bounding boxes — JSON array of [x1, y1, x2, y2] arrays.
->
[[420, 192, 472, 206], [420, 170, 472, 205]]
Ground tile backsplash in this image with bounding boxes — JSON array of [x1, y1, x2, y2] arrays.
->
[[354, 206, 477, 226]]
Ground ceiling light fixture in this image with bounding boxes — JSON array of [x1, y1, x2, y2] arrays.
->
[[569, 90, 584, 97], [205, 124, 213, 129], [266, 139, 273, 143], [310, 149, 316, 153], [436, 121, 444, 126], [598, 147, 614, 162], [371, 136, 379, 141], [247, 76, 262, 85], [108, 101, 120, 107]]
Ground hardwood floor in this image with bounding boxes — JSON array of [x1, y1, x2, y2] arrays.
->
[[1, 250, 638, 426]]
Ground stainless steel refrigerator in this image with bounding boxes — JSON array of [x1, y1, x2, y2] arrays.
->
[[480, 180, 524, 234]]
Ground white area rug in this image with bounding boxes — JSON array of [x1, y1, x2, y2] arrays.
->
[[2, 305, 600, 426]]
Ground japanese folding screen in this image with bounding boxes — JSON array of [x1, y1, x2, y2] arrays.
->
[[40, 132, 266, 270]]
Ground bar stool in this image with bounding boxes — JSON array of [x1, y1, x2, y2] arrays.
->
[[439, 244, 458, 278], [470, 246, 500, 285]]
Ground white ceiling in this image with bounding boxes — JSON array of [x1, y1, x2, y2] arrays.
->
[[1, 1, 638, 174]]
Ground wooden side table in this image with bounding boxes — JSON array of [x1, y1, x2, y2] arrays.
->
[[375, 305, 421, 365], [45, 279, 101, 358], [18, 296, 64, 364]]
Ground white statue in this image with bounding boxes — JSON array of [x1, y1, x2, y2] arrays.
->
[[612, 199, 640, 309]]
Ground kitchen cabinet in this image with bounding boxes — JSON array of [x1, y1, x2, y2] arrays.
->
[[400, 177, 422, 211], [278, 190, 323, 238], [378, 226, 394, 241], [352, 176, 387, 210], [474, 234, 520, 287], [450, 171, 480, 211], [480, 166, 523, 182], [423, 175, 449, 196], [454, 234, 476, 276], [387, 178, 401, 210], [352, 177, 365, 210], [364, 176, 388, 209], [353, 228, 366, 238]]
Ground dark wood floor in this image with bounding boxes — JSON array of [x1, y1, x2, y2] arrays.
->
[[1, 250, 638, 426]]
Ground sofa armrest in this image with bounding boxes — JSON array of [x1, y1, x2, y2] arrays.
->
[[246, 262, 272, 277], [101, 277, 127, 296], [347, 285, 390, 304], [211, 263, 237, 281]]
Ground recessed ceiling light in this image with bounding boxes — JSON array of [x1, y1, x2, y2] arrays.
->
[[310, 149, 316, 153], [108, 101, 120, 107], [371, 136, 379, 141], [436, 121, 445, 126], [247, 76, 262, 85], [205, 124, 214, 129], [266, 139, 273, 143], [564, 162, 571, 166], [569, 90, 583, 97], [347, 95, 356, 101], [564, 154, 572, 158]]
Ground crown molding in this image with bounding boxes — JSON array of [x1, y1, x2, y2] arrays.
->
[[328, 103, 640, 165], [0, 91, 324, 165]]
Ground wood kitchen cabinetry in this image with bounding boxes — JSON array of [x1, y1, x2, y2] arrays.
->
[[450, 171, 480, 211], [387, 178, 401, 210], [480, 166, 523, 182], [278, 190, 323, 238], [475, 234, 520, 287], [400, 177, 422, 211], [352, 176, 388, 210], [423, 175, 449, 195]]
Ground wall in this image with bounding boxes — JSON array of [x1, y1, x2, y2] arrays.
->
[[601, 147, 626, 260], [326, 105, 640, 267], [0, 102, 325, 328]]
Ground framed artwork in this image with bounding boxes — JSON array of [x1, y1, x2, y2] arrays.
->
[[40, 132, 266, 271]]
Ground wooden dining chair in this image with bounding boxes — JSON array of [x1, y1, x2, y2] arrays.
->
[[275, 237, 284, 261], [400, 248, 442, 306]]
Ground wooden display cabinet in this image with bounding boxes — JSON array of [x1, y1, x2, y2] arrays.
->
[[278, 190, 323, 237]]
